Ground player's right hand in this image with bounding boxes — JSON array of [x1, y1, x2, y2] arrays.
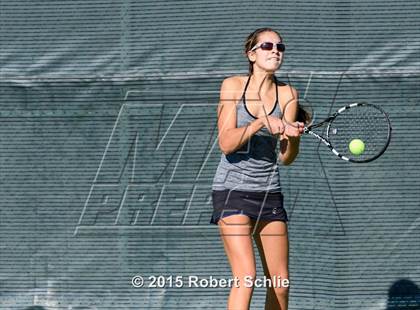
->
[[259, 115, 285, 135]]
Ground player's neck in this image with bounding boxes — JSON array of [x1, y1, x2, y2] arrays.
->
[[248, 72, 276, 96]]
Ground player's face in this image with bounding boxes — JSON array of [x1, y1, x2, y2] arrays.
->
[[249, 31, 284, 74]]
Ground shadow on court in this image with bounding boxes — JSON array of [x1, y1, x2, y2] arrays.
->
[[386, 279, 420, 309]]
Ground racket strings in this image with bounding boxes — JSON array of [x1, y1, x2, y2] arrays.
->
[[328, 105, 390, 161]]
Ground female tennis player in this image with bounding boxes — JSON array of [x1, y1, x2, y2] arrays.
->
[[210, 28, 308, 310]]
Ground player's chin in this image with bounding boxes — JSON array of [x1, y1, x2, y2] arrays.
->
[[269, 59, 282, 67]]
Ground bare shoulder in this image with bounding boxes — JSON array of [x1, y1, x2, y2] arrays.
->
[[277, 81, 298, 98], [220, 75, 248, 102], [221, 75, 247, 89], [277, 81, 299, 109]]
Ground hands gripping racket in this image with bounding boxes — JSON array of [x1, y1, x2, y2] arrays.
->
[[284, 102, 392, 163]]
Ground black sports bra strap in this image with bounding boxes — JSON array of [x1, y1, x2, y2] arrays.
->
[[274, 75, 278, 102], [241, 75, 252, 99]]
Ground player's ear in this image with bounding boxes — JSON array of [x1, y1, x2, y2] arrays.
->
[[247, 50, 256, 63]]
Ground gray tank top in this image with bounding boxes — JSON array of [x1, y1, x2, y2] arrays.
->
[[212, 75, 282, 192]]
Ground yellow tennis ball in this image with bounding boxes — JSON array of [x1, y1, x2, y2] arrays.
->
[[349, 139, 365, 155]]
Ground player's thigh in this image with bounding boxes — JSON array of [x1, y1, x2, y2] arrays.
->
[[218, 214, 256, 276], [253, 220, 289, 278]]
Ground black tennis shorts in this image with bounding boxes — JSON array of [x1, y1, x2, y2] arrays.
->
[[210, 189, 288, 225]]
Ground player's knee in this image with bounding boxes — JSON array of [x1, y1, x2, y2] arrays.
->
[[273, 285, 289, 299]]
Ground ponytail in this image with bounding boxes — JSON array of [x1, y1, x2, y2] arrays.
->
[[296, 105, 312, 124]]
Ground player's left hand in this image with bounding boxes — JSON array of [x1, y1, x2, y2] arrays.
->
[[284, 121, 304, 137]]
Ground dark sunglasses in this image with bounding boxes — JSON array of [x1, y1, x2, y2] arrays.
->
[[251, 42, 286, 52]]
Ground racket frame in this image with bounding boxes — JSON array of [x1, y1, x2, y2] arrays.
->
[[303, 102, 392, 163]]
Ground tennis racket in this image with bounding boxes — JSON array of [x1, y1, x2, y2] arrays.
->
[[284, 102, 392, 163]]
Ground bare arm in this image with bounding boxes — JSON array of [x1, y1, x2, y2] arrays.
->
[[278, 87, 304, 165], [217, 77, 265, 155]]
